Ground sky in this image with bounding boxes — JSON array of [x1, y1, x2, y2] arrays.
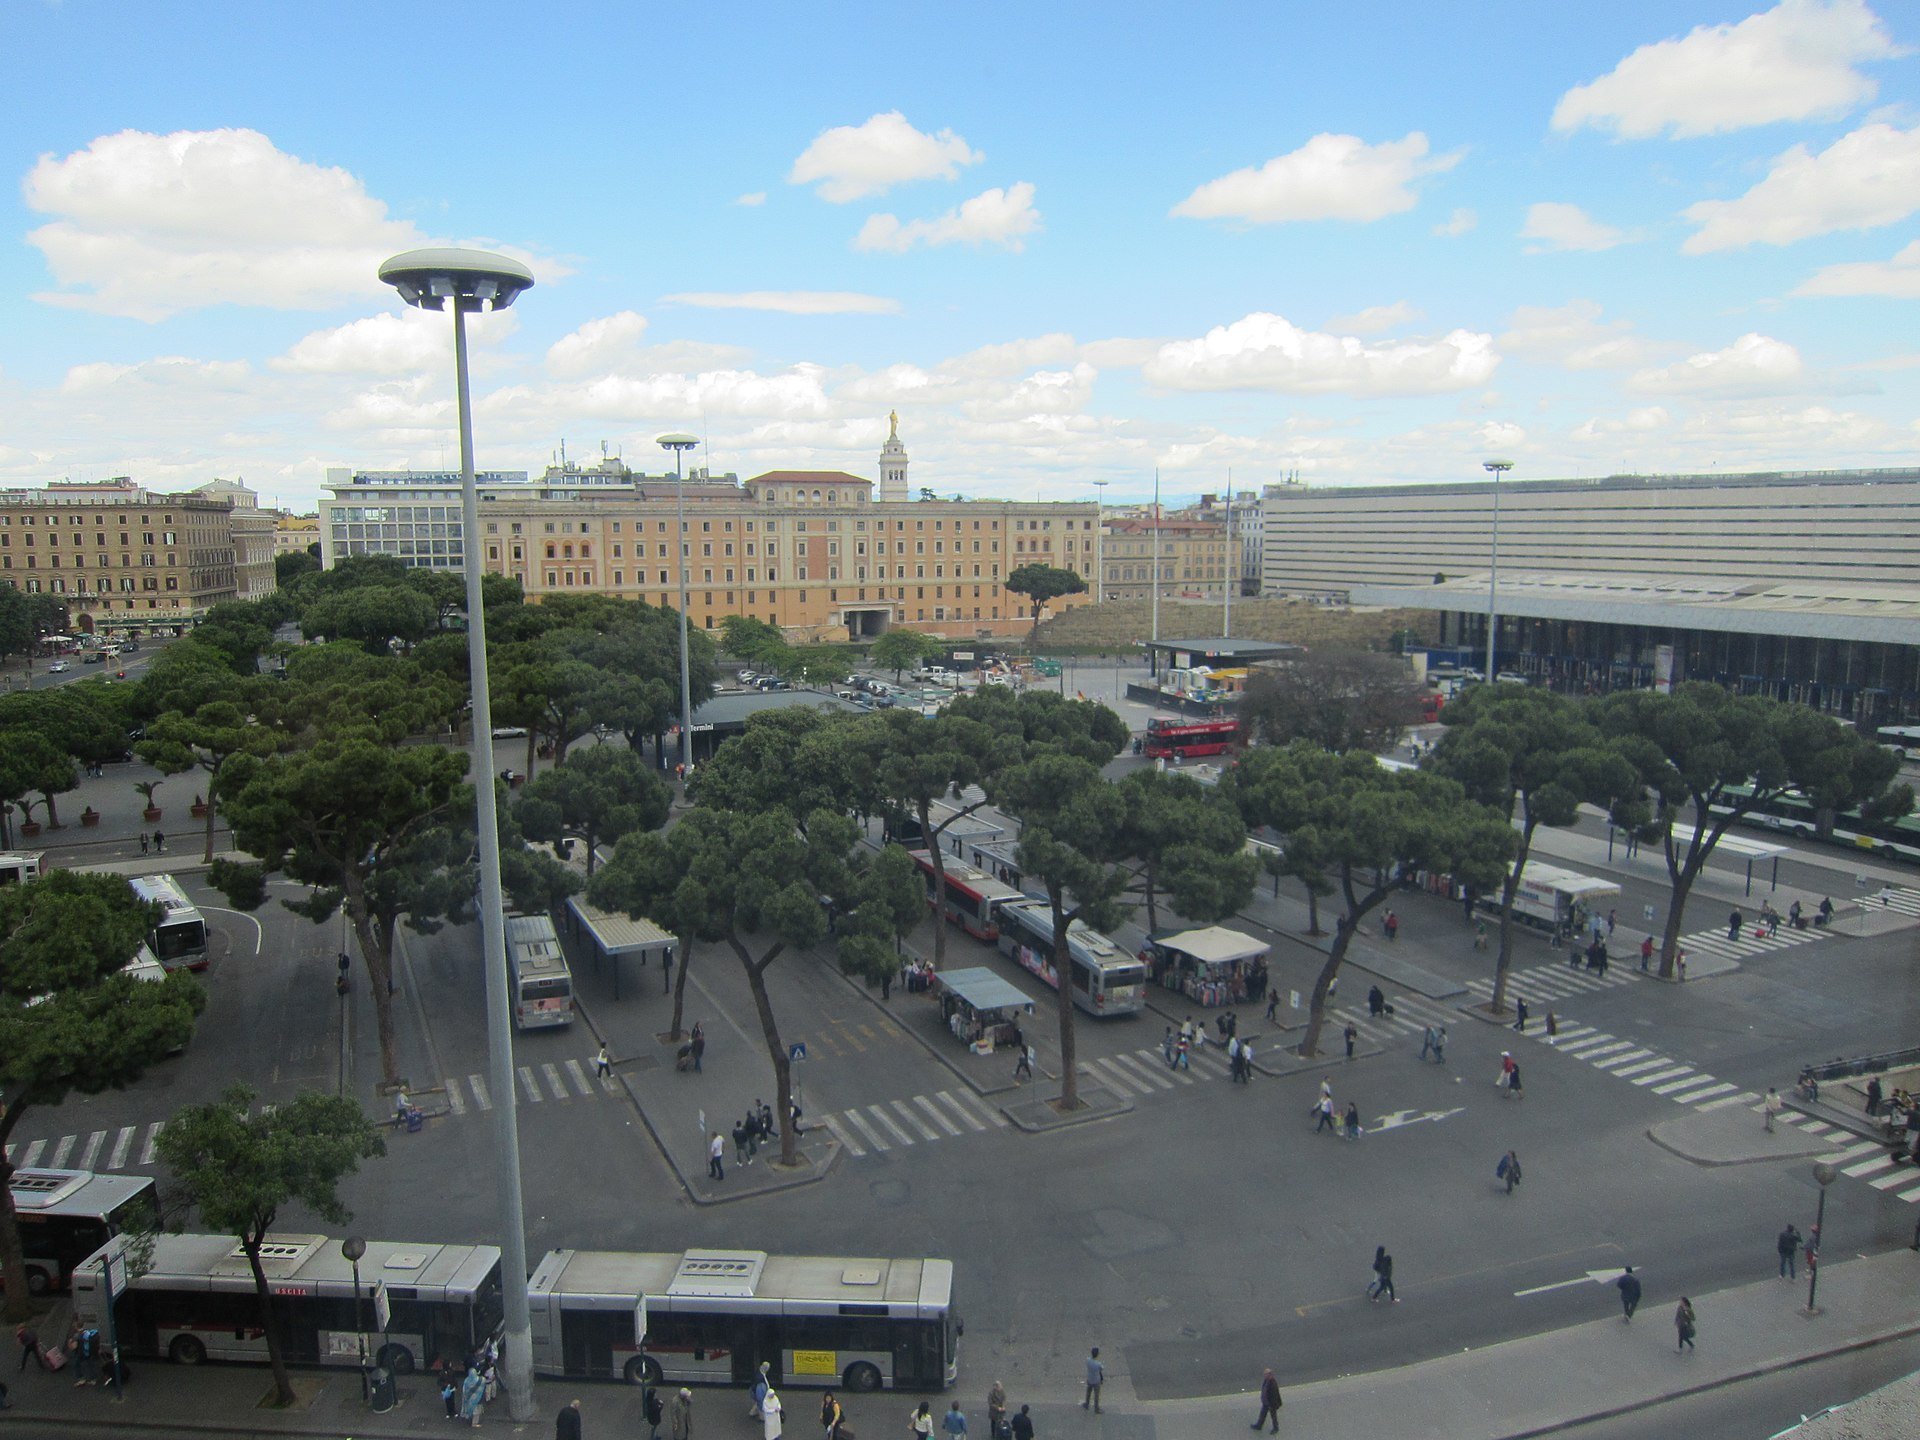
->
[[4, 0, 1920, 510]]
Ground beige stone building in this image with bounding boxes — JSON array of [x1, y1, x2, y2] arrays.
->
[[1099, 514, 1233, 603], [194, 478, 279, 602], [0, 479, 238, 634], [275, 513, 319, 558]]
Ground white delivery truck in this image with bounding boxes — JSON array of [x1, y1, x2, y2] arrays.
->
[[1480, 861, 1620, 935]]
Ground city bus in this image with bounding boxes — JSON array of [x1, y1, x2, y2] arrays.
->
[[1709, 785, 1920, 865], [1877, 724, 1920, 760], [528, 1247, 957, 1395], [128, 874, 209, 971], [0, 851, 44, 887], [1142, 716, 1239, 760], [995, 900, 1147, 1017], [9, 1168, 157, 1297], [507, 912, 573, 1030], [908, 850, 1023, 942], [73, 1231, 504, 1376]]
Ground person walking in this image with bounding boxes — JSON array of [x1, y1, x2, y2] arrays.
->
[[1082, 1347, 1105, 1413], [1162, 1025, 1175, 1066], [909, 1400, 936, 1438], [1498, 1051, 1516, 1094], [1367, 984, 1385, 1018], [1368, 1246, 1396, 1302], [1778, 1223, 1802, 1279], [1419, 1025, 1436, 1062], [707, 1132, 725, 1182], [138, 832, 149, 856], [1727, 909, 1742, 941], [1174, 1032, 1191, 1071], [1343, 1023, 1357, 1060], [1674, 1297, 1696, 1352], [1640, 935, 1654, 972], [1866, 1076, 1883, 1116], [986, 1379, 1007, 1437], [818, 1390, 843, 1439], [1226, 1035, 1242, 1082], [461, 1364, 487, 1427], [1616, 1266, 1641, 1321], [762, 1386, 784, 1440], [669, 1388, 695, 1440], [941, 1399, 968, 1436], [1513, 998, 1528, 1032], [643, 1386, 665, 1440], [1314, 1094, 1336, 1134], [1383, 910, 1398, 942], [556, 1398, 584, 1440], [1764, 1087, 1782, 1132], [1239, 1038, 1255, 1078], [15, 1323, 42, 1373], [732, 1118, 750, 1167], [1014, 1044, 1033, 1082], [595, 1044, 612, 1080], [1010, 1404, 1034, 1440], [690, 1023, 706, 1073], [1343, 1101, 1361, 1140], [1544, 1010, 1558, 1044], [1499, 1149, 1522, 1194], [1251, 1366, 1283, 1433], [153, 830, 165, 853], [1474, 919, 1488, 951], [1433, 1025, 1447, 1064]]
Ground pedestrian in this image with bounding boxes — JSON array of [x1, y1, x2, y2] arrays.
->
[[1513, 998, 1528, 1032], [1343, 1101, 1361, 1140], [440, 1365, 460, 1418], [760, 1098, 774, 1138], [749, 1361, 772, 1420], [153, 830, 164, 853], [1677, 949, 1687, 983], [1607, 908, 1617, 937], [1778, 1223, 1801, 1279], [1367, 984, 1385, 1018], [1545, 1010, 1558, 1044], [1384, 910, 1398, 942], [69, 1320, 100, 1386], [1010, 1404, 1034, 1440], [1343, 1023, 1357, 1060], [1265, 989, 1280, 1022], [1014, 1044, 1033, 1082], [819, 1390, 843, 1438], [1474, 919, 1488, 951], [1617, 1266, 1641, 1321], [1674, 1297, 1696, 1352], [461, 1364, 487, 1427], [986, 1379, 1007, 1437], [1498, 1051, 1515, 1094], [1866, 1076, 1883, 1116], [556, 1398, 584, 1440], [1082, 1347, 1104, 1413], [1227, 1035, 1243, 1082], [1727, 908, 1742, 941], [1314, 1094, 1336, 1133], [645, 1386, 665, 1440], [1368, 1246, 1396, 1302], [1320, 1076, 1333, 1105], [941, 1399, 968, 1436], [138, 832, 149, 856], [1499, 1149, 1522, 1194], [690, 1023, 706, 1072], [1640, 935, 1654, 971], [707, 1131, 725, 1182], [1419, 1024, 1436, 1061], [1240, 1038, 1255, 1078], [762, 1386, 784, 1440], [1433, 1025, 1447, 1064], [910, 1400, 935, 1438], [15, 1323, 41, 1373], [1162, 1025, 1175, 1066], [1174, 1033, 1190, 1071], [1251, 1366, 1283, 1433], [595, 1044, 612, 1079], [1507, 1060, 1524, 1100], [669, 1388, 694, 1440], [1764, 1087, 1782, 1132], [733, 1118, 749, 1167]]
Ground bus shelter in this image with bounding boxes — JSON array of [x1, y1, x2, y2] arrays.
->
[[1143, 925, 1270, 1007], [564, 895, 675, 1001], [933, 966, 1036, 1054]]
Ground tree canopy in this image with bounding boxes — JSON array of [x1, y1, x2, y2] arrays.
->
[[1005, 563, 1088, 634], [515, 743, 671, 876], [1238, 648, 1423, 753], [870, 628, 940, 679]]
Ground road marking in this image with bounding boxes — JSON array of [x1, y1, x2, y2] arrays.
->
[[1651, 1071, 1715, 1095], [1516, 1267, 1630, 1298], [78, 1130, 106, 1169], [1605, 1056, 1668, 1077], [914, 1095, 963, 1137], [107, 1126, 134, 1170], [867, 1105, 914, 1146], [470, 1075, 492, 1111], [20, 1138, 46, 1168], [1671, 1081, 1736, 1105], [823, 1114, 865, 1158], [1083, 1060, 1136, 1096], [1117, 1052, 1177, 1091], [1552, 1025, 1598, 1041], [845, 1109, 890, 1151], [1697, 1091, 1761, 1112], [1843, 1153, 1895, 1178], [542, 1063, 568, 1100], [51, 1134, 75, 1167], [1573, 1041, 1638, 1062], [950, 1089, 1008, 1128], [1370, 1107, 1465, 1133], [563, 1059, 594, 1097], [1632, 1066, 1693, 1087], [893, 1099, 941, 1141], [518, 1066, 542, 1102], [1868, 1165, 1919, 1190], [138, 1123, 161, 1165], [445, 1082, 466, 1117], [1817, 1140, 1884, 1165], [1558, 1034, 1620, 1056]]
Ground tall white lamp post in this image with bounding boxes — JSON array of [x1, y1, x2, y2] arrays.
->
[[657, 433, 700, 777], [1091, 478, 1109, 604], [377, 247, 536, 1423], [1483, 458, 1513, 681]]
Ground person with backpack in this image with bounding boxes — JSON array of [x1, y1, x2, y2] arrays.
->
[[1498, 1150, 1522, 1194], [644, 1385, 665, 1440]]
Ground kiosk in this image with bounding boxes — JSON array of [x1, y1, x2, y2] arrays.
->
[[933, 967, 1037, 1053], [1143, 926, 1269, 1007]]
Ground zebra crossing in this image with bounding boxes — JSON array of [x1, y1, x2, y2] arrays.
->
[[6, 1120, 168, 1173], [1464, 957, 1640, 1007], [442, 1057, 621, 1115], [818, 1088, 1010, 1158], [1773, 1113, 1920, 1205], [1669, 919, 1831, 964], [1863, 885, 1920, 920], [1499, 1010, 1763, 1116]]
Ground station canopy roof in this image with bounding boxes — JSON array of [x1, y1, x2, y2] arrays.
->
[[566, 895, 673, 955], [936, 966, 1036, 1014]]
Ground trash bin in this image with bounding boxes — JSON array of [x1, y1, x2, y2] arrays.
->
[[369, 1364, 396, 1413]]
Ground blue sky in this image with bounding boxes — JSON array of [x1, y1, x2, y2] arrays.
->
[[4, 0, 1918, 509]]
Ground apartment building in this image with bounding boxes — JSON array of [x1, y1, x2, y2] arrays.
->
[[1099, 513, 1233, 603]]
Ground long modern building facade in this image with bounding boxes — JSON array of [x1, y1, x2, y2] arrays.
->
[[1261, 469, 1920, 723]]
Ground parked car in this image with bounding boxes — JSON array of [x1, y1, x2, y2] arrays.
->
[[47, 659, 69, 673], [492, 725, 529, 739], [738, 670, 758, 684]]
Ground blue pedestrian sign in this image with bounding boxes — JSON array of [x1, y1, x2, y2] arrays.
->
[[789, 1042, 808, 1062]]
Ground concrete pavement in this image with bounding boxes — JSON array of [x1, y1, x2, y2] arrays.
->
[[4, 1250, 1913, 1438]]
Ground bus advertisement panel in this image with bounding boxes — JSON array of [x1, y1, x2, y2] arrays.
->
[[996, 901, 1146, 1017], [128, 875, 209, 971], [9, 1169, 156, 1296], [528, 1247, 957, 1394], [1142, 717, 1238, 759], [506, 913, 573, 1030], [907, 851, 1022, 942]]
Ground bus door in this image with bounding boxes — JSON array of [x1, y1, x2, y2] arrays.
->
[[732, 1316, 781, 1386]]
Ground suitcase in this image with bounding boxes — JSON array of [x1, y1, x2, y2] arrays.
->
[[42, 1346, 68, 1372]]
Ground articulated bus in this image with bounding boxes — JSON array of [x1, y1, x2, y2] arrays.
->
[[1709, 785, 1920, 865], [528, 1247, 957, 1395], [9, 1169, 156, 1296], [128, 874, 209, 971], [74, 1232, 504, 1375], [995, 901, 1146, 1017], [507, 913, 574, 1031], [1142, 716, 1239, 760], [908, 851, 1023, 942]]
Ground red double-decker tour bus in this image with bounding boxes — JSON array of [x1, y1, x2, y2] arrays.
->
[[1142, 716, 1239, 760]]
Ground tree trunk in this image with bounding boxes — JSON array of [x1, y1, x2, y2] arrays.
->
[[344, 879, 402, 1085], [583, 822, 598, 877], [919, 800, 949, 970], [1143, 868, 1159, 933], [0, 1107, 33, 1322], [1047, 888, 1080, 1109], [1488, 817, 1537, 1017], [243, 1234, 296, 1407], [524, 733, 537, 779], [1305, 886, 1323, 936], [733, 938, 798, 1166], [1299, 873, 1386, 1057], [40, 791, 61, 829], [1655, 813, 1713, 979], [202, 795, 218, 865], [669, 937, 693, 1040]]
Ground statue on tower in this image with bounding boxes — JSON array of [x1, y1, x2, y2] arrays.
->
[[888, 409, 899, 442]]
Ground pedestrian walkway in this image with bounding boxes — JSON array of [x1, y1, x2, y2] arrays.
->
[[1771, 1110, 1920, 1204], [1866, 884, 1920, 919], [816, 1086, 1009, 1158], [4, 1119, 167, 1172], [1498, 1008, 1766, 1122], [1672, 917, 1832, 963], [1322, 988, 1475, 1049], [436, 1059, 622, 1116], [1463, 955, 1641, 1007]]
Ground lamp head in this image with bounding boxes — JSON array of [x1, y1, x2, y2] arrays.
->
[[1483, 458, 1514, 475], [341, 1235, 367, 1262], [378, 248, 534, 313], [1813, 1161, 1838, 1187], [656, 432, 700, 453]]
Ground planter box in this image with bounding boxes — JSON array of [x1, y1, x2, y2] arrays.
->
[[80, 812, 101, 827], [190, 804, 210, 819], [19, 822, 41, 837], [142, 807, 162, 823]]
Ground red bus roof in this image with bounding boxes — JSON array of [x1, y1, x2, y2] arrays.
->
[[1146, 717, 1239, 734], [907, 850, 1024, 904]]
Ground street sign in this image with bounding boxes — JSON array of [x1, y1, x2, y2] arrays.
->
[[1643, 905, 1655, 921], [1856, 874, 1870, 889], [1289, 989, 1301, 1010], [789, 1042, 808, 1062], [373, 1280, 391, 1333], [100, 1248, 126, 1296]]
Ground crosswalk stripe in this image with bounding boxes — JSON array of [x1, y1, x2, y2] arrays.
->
[[564, 1059, 594, 1097], [1633, 1066, 1693, 1088], [1672, 1081, 1736, 1104], [1117, 1052, 1178, 1091], [1817, 1141, 1884, 1164], [957, 1089, 1010, 1128], [50, 1135, 75, 1167], [518, 1066, 542, 1102], [139, 1123, 161, 1165], [1697, 1091, 1761, 1112], [78, 1130, 106, 1169], [1844, 1153, 1895, 1178], [470, 1075, 492, 1111], [445, 1082, 466, 1117], [1591, 1049, 1656, 1070], [1557, 1031, 1617, 1052], [894, 1099, 942, 1140], [913, 1096, 962, 1137], [1553, 1025, 1598, 1042], [1084, 1060, 1138, 1097], [20, 1138, 46, 1168], [868, 1105, 915, 1146], [107, 1126, 134, 1170], [934, 1092, 988, 1133], [823, 1114, 865, 1158], [1607, 1057, 1669, 1077], [1572, 1040, 1637, 1061], [541, 1063, 568, 1100], [845, 1109, 890, 1151], [1869, 1166, 1920, 1190], [1651, 1071, 1711, 1095]]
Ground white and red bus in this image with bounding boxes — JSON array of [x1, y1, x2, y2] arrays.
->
[[908, 850, 1023, 942], [1142, 716, 1239, 760]]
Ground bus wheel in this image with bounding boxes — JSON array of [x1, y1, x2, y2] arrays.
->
[[24, 1267, 52, 1296], [843, 1361, 882, 1393], [625, 1355, 662, 1386], [377, 1343, 415, 1376], [169, 1335, 207, 1366]]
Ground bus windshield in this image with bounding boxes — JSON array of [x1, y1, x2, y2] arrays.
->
[[128, 875, 209, 971], [11, 1168, 157, 1295], [507, 913, 573, 1030]]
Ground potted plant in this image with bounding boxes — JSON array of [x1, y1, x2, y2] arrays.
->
[[133, 779, 163, 823], [80, 806, 100, 827], [17, 797, 42, 838], [189, 794, 210, 819]]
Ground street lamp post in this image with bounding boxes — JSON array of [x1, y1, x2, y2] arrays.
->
[[1091, 478, 1109, 605], [1483, 459, 1513, 681], [1806, 1161, 1837, 1314], [342, 1235, 368, 1402], [657, 433, 700, 780], [377, 247, 536, 1423]]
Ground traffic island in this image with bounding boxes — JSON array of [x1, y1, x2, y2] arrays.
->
[[1002, 1079, 1132, 1132]]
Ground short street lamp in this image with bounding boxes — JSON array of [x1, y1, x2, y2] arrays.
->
[[1806, 1160, 1837, 1314], [1483, 458, 1513, 681], [657, 433, 700, 778], [377, 247, 536, 1423]]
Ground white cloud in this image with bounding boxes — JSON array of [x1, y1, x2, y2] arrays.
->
[[943, 334, 1079, 378], [271, 312, 449, 376], [961, 364, 1098, 421], [855, 183, 1041, 253], [1479, 421, 1526, 451], [1683, 123, 1920, 253], [1627, 332, 1807, 395], [1325, 302, 1421, 335], [1142, 312, 1498, 396], [1521, 202, 1629, 253], [556, 366, 835, 422], [1171, 132, 1462, 225], [1080, 337, 1164, 368], [662, 290, 901, 316], [546, 312, 650, 378], [788, 112, 982, 202], [1433, 207, 1477, 237], [1573, 407, 1674, 442], [1552, 0, 1901, 140], [1796, 238, 1920, 297], [1501, 301, 1650, 370], [734, 192, 767, 207], [60, 356, 254, 396]]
